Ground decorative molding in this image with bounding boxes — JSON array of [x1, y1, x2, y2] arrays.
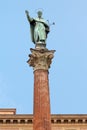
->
[[0, 115, 87, 125], [27, 48, 55, 71], [0, 109, 16, 115]]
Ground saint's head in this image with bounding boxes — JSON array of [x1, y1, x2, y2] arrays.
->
[[37, 11, 42, 18]]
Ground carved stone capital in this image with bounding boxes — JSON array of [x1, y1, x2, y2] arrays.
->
[[27, 48, 55, 71]]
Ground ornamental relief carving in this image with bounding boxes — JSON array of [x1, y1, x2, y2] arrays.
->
[[27, 49, 55, 71]]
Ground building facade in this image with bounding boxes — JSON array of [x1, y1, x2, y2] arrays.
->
[[0, 109, 87, 130]]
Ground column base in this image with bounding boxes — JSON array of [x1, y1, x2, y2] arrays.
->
[[35, 42, 46, 49]]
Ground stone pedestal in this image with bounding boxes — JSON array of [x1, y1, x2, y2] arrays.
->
[[27, 48, 55, 130]]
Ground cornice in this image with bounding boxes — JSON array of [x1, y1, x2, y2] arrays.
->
[[0, 114, 87, 125]]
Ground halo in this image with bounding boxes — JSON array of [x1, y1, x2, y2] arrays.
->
[[35, 8, 44, 14]]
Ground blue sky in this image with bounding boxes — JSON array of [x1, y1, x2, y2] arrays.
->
[[0, 0, 87, 114]]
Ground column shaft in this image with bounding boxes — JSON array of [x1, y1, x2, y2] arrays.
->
[[27, 48, 55, 130], [33, 70, 51, 130]]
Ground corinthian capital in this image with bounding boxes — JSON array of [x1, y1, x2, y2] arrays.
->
[[27, 48, 55, 71]]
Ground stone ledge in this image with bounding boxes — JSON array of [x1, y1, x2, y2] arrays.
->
[[0, 115, 87, 124], [0, 109, 16, 115]]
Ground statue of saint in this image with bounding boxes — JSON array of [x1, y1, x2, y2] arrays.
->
[[25, 10, 50, 46]]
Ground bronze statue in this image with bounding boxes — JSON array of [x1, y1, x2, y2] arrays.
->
[[25, 10, 50, 48]]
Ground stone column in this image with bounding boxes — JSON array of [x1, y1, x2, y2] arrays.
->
[[27, 48, 55, 130]]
